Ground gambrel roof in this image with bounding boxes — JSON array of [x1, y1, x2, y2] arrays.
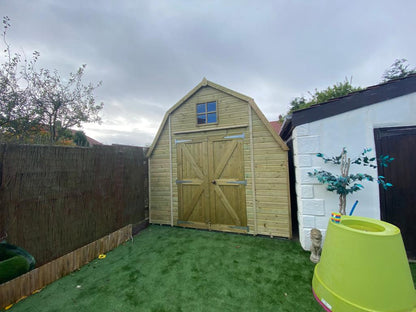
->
[[146, 78, 288, 157]]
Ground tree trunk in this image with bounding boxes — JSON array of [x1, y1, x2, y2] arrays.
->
[[339, 194, 347, 215], [339, 149, 350, 215]]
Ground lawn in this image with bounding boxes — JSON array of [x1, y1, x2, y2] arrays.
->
[[6, 225, 323, 312], [6, 226, 416, 312]]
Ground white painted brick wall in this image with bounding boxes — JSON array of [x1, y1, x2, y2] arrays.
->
[[303, 215, 315, 228], [302, 228, 312, 250], [296, 136, 320, 154], [302, 199, 325, 215], [296, 155, 312, 167], [301, 185, 314, 198], [293, 127, 324, 250], [315, 216, 330, 229], [298, 167, 321, 184], [295, 124, 309, 136]]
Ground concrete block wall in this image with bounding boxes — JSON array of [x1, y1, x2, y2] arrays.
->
[[293, 124, 326, 250]]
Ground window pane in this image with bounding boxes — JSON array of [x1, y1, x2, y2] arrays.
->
[[197, 103, 206, 114], [207, 101, 216, 112], [207, 113, 217, 123], [197, 114, 206, 124]]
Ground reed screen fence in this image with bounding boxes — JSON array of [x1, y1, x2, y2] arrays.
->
[[0, 144, 148, 266]]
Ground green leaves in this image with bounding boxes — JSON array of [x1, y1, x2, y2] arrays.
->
[[315, 148, 346, 164], [309, 170, 372, 195], [379, 155, 395, 167], [308, 148, 394, 197], [378, 176, 393, 190], [382, 59, 416, 82], [284, 78, 362, 118], [0, 17, 103, 144], [351, 148, 378, 168]]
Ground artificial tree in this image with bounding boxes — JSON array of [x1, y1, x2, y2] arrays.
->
[[308, 148, 394, 215]]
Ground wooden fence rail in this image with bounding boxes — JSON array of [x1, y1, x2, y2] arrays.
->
[[0, 224, 132, 309]]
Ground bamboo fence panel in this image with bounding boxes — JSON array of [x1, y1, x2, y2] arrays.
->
[[0, 144, 148, 266], [0, 224, 132, 309]]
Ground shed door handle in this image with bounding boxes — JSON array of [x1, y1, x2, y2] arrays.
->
[[211, 180, 217, 185]]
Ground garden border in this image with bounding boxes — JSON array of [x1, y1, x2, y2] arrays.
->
[[0, 224, 132, 309]]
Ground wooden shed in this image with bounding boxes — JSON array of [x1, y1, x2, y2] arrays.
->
[[146, 78, 291, 238]]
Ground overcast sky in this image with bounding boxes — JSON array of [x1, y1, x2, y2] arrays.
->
[[1, 1, 415, 146]]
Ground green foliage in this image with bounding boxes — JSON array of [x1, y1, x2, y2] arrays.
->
[[0, 16, 103, 144], [0, 17, 41, 141], [28, 64, 103, 143], [382, 58, 416, 82], [309, 148, 393, 194], [309, 148, 393, 214], [73, 131, 90, 147], [285, 78, 361, 116], [283, 59, 415, 118], [309, 169, 374, 195], [57, 126, 74, 141]]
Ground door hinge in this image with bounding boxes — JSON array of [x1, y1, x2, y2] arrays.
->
[[176, 180, 192, 184], [226, 180, 247, 185], [224, 133, 245, 139], [177, 220, 193, 225], [230, 225, 249, 231], [175, 139, 192, 144]]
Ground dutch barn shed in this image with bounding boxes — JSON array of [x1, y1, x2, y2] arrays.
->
[[146, 79, 291, 238]]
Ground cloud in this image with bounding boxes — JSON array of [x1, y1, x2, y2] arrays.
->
[[2, 0, 416, 145]]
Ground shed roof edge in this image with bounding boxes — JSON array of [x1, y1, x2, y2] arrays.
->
[[147, 79, 288, 157]]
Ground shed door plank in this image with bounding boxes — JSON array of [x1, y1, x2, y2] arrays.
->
[[213, 140, 238, 179], [177, 141, 208, 224], [182, 187, 205, 221], [213, 184, 241, 225], [209, 138, 246, 227], [181, 144, 205, 179]]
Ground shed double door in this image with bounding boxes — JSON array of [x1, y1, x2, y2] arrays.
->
[[374, 126, 416, 259], [177, 136, 247, 231]]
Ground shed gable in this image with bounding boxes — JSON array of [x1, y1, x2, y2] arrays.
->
[[170, 86, 250, 134], [147, 78, 287, 158]]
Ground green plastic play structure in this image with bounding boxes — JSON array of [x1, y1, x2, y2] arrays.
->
[[0, 243, 36, 284], [312, 215, 416, 312]]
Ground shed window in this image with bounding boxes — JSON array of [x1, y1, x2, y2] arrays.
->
[[197, 101, 217, 124]]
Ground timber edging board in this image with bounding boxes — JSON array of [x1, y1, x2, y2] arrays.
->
[[0, 224, 132, 309]]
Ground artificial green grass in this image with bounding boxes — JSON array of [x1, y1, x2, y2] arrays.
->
[[7, 225, 321, 312]]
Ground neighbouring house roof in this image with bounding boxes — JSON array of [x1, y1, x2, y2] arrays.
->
[[269, 120, 283, 134], [85, 136, 103, 146], [146, 78, 288, 157], [70, 130, 102, 146], [280, 74, 416, 141]]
